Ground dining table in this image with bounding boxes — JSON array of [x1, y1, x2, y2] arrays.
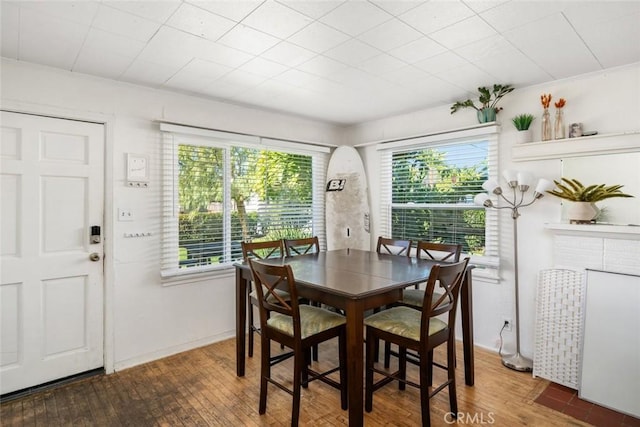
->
[[234, 248, 475, 427]]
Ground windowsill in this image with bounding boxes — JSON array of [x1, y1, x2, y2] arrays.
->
[[161, 265, 235, 287]]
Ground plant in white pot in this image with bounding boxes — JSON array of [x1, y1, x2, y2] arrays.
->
[[450, 84, 514, 123], [512, 114, 535, 143], [546, 178, 634, 223]]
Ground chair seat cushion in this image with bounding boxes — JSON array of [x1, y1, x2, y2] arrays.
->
[[364, 306, 447, 341], [401, 290, 445, 309], [268, 305, 346, 339]]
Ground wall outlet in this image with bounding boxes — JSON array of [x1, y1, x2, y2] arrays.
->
[[502, 317, 513, 332]]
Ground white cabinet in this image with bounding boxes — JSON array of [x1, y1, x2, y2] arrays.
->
[[580, 269, 640, 417]]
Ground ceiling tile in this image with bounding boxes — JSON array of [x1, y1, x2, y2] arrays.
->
[[103, 0, 181, 23], [17, 1, 99, 26], [276, 0, 345, 19], [295, 55, 349, 77], [167, 3, 236, 41], [472, 51, 551, 87], [324, 39, 381, 66], [504, 13, 601, 79], [357, 18, 423, 51], [74, 49, 134, 79], [369, 0, 423, 16], [242, 1, 312, 39], [121, 58, 184, 86], [320, 1, 391, 36], [218, 24, 281, 55], [238, 57, 289, 78], [382, 65, 432, 87], [136, 27, 202, 68], [388, 36, 447, 64], [93, 4, 161, 42], [429, 15, 497, 50], [194, 40, 254, 68], [82, 28, 147, 59], [433, 63, 498, 90], [18, 7, 89, 70], [187, 0, 262, 22], [261, 41, 317, 67], [575, 12, 640, 68], [414, 51, 468, 75], [287, 21, 351, 54], [462, 0, 510, 14], [359, 53, 407, 76], [204, 69, 267, 97], [272, 69, 335, 93], [1, 2, 20, 59], [480, 1, 568, 33], [399, 1, 475, 35], [164, 58, 233, 92]]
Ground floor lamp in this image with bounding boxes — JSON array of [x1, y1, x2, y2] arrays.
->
[[474, 170, 554, 372]]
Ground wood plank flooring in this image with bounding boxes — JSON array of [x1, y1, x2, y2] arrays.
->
[[1, 338, 591, 426]]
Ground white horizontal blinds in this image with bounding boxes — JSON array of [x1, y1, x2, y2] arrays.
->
[[159, 122, 326, 277], [378, 126, 499, 270], [390, 141, 488, 253]]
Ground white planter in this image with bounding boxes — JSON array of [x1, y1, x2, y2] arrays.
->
[[515, 129, 532, 144], [568, 202, 600, 223]]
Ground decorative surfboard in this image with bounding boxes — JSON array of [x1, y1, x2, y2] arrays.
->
[[325, 146, 370, 251]]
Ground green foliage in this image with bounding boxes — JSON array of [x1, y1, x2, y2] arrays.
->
[[547, 178, 635, 202], [451, 84, 514, 114], [511, 114, 535, 131]]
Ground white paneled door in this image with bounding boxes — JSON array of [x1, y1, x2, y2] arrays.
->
[[0, 111, 104, 395]]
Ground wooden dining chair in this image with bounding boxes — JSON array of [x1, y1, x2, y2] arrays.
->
[[364, 258, 470, 427], [284, 236, 320, 257], [384, 241, 463, 368], [249, 259, 348, 427], [376, 236, 412, 256], [241, 240, 286, 358]]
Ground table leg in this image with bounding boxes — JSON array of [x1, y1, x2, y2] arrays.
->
[[461, 269, 474, 386], [345, 299, 364, 427], [236, 267, 247, 377]]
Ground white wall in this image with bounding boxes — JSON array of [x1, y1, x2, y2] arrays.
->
[[0, 58, 342, 371], [346, 62, 640, 358]]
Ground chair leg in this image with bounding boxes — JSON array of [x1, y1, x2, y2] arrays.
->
[[259, 336, 270, 414], [419, 348, 431, 427], [339, 329, 348, 410], [398, 346, 407, 391], [447, 337, 458, 415], [384, 341, 392, 368], [365, 327, 375, 412], [427, 349, 433, 386], [302, 350, 310, 388], [292, 349, 303, 427], [248, 300, 255, 358]]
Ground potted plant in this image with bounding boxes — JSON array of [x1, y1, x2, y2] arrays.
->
[[512, 113, 535, 143], [450, 84, 514, 123], [546, 178, 634, 223]]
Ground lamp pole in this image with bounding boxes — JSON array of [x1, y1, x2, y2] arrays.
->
[[475, 171, 554, 372]]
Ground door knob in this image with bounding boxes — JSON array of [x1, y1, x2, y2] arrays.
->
[[89, 253, 101, 262]]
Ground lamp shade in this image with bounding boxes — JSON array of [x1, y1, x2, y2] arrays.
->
[[482, 179, 501, 194], [535, 178, 555, 194], [503, 169, 518, 184], [473, 193, 491, 207], [517, 172, 533, 188]]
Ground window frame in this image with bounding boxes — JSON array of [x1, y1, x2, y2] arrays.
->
[[377, 125, 500, 279], [160, 123, 329, 281]]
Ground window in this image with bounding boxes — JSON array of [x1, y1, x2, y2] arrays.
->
[[379, 126, 499, 275], [160, 123, 328, 278]]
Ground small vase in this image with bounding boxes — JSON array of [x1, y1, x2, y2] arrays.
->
[[541, 108, 552, 141], [554, 109, 565, 139], [477, 108, 497, 123], [515, 129, 532, 144]]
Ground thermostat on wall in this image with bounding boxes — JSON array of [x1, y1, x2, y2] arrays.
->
[[126, 153, 149, 187]]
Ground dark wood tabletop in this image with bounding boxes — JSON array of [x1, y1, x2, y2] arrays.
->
[[234, 248, 475, 427]]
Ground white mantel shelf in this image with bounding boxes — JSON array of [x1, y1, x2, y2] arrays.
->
[[545, 223, 640, 240], [512, 131, 640, 162]]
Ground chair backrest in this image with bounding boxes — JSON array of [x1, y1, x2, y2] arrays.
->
[[415, 241, 462, 263], [420, 258, 470, 333], [284, 236, 320, 257], [248, 259, 301, 338], [376, 236, 412, 256], [241, 240, 285, 262]]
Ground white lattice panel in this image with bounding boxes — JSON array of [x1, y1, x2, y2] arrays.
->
[[533, 269, 585, 389]]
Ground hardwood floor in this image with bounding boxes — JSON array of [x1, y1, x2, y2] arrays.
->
[[1, 338, 590, 426]]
